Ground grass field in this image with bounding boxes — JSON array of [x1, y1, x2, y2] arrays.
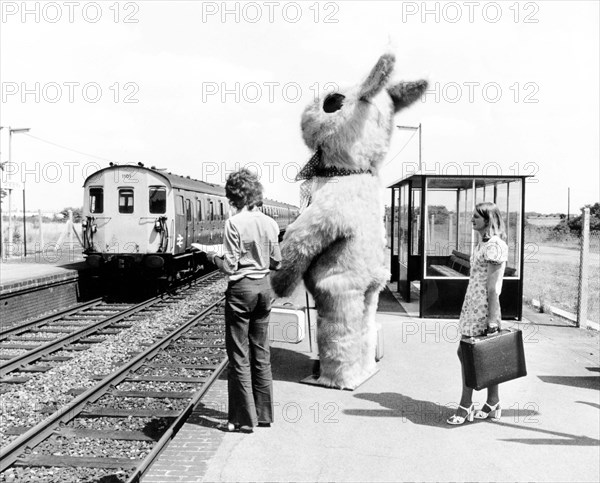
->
[[1, 220, 82, 258], [522, 243, 599, 324]]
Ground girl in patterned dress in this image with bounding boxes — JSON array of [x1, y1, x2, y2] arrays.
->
[[447, 202, 508, 425]]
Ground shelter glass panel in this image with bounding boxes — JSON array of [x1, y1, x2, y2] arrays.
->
[[392, 188, 399, 256], [424, 179, 468, 278], [473, 178, 522, 277], [411, 188, 421, 255], [398, 184, 408, 266], [457, 182, 474, 254], [149, 187, 166, 214], [506, 179, 522, 277], [89, 187, 103, 214]]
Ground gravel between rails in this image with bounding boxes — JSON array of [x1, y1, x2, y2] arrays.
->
[[68, 416, 174, 433], [1, 465, 133, 483], [0, 277, 227, 449]]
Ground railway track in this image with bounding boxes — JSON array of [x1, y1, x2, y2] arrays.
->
[[0, 272, 221, 387], [0, 274, 229, 483]]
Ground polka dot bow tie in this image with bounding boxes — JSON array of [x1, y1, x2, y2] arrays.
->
[[295, 148, 373, 181]]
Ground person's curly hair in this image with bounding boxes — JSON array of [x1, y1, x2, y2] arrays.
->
[[225, 168, 264, 210]]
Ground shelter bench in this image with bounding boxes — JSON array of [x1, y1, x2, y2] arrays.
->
[[429, 250, 517, 277], [429, 250, 471, 277]]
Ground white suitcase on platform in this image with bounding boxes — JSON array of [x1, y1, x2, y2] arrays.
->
[[270, 288, 317, 348], [270, 302, 306, 344]]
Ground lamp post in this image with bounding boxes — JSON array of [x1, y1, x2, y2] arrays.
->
[[397, 124, 422, 171], [0, 126, 30, 259]]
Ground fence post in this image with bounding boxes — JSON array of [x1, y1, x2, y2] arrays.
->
[[577, 207, 590, 329], [429, 214, 435, 245], [38, 210, 44, 252], [68, 210, 74, 259], [448, 212, 454, 250]]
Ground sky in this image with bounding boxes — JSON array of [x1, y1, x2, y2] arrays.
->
[[1, 0, 598, 215]]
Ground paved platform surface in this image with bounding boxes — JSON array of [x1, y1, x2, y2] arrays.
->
[[142, 287, 600, 483], [0, 258, 87, 294]]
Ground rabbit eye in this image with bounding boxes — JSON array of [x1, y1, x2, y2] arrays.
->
[[323, 93, 345, 113]]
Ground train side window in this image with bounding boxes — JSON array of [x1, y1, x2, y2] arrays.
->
[[175, 195, 184, 215], [119, 188, 134, 214], [185, 199, 192, 222], [89, 187, 104, 214], [209, 200, 215, 221], [219, 201, 225, 220], [149, 186, 166, 214], [197, 200, 202, 221]]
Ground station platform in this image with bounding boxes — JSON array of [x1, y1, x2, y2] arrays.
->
[[0, 256, 87, 328], [142, 285, 600, 483], [0, 259, 85, 293]]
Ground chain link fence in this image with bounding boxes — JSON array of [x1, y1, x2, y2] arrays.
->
[[522, 220, 599, 327]]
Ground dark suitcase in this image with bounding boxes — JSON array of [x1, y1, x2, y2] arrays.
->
[[460, 328, 527, 390]]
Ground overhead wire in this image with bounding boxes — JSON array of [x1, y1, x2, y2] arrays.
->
[[23, 133, 117, 164], [383, 129, 418, 167]]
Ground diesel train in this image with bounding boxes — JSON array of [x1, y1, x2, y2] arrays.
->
[[81, 164, 298, 279]]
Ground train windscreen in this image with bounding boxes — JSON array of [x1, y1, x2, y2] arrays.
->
[[119, 188, 134, 214], [89, 187, 104, 213], [149, 187, 166, 214]]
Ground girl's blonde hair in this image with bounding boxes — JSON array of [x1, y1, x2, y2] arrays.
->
[[475, 201, 506, 241]]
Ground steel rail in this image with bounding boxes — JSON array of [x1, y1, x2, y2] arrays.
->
[[0, 296, 225, 472], [0, 297, 160, 377], [127, 356, 229, 483], [0, 298, 104, 340]]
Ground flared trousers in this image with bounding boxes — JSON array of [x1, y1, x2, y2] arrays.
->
[[224, 276, 274, 427]]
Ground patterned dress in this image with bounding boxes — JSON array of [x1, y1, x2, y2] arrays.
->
[[459, 236, 509, 337]]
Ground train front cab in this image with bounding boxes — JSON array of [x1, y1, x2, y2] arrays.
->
[[82, 167, 176, 277]]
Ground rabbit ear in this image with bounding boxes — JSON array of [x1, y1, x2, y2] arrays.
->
[[387, 80, 428, 112], [359, 53, 396, 100]]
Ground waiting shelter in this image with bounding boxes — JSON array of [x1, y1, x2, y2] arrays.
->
[[387, 174, 529, 319]]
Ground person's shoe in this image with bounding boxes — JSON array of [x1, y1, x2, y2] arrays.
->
[[257, 422, 271, 428], [474, 402, 501, 421], [217, 422, 237, 432], [239, 425, 254, 433], [446, 404, 475, 425]]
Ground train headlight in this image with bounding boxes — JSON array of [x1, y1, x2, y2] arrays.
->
[[154, 219, 163, 232]]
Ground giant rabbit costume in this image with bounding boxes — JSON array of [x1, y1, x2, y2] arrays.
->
[[271, 53, 427, 389]]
